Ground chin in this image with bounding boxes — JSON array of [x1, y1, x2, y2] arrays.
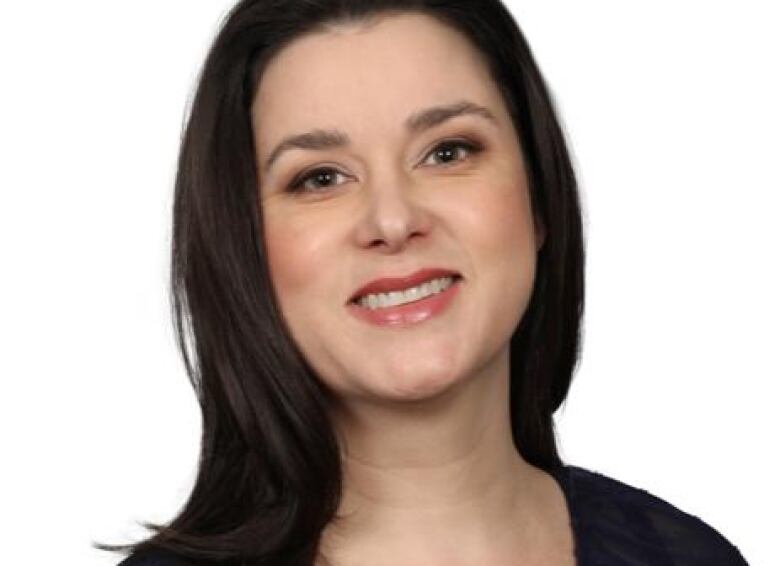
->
[[367, 360, 466, 404]]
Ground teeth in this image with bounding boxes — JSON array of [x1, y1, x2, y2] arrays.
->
[[357, 276, 456, 310]]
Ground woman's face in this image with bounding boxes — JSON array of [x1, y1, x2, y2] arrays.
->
[[252, 13, 543, 403]]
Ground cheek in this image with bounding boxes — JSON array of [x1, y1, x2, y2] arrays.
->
[[455, 174, 538, 330], [263, 211, 329, 307], [458, 178, 536, 262]]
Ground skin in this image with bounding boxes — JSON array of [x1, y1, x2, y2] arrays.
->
[[252, 12, 574, 566]]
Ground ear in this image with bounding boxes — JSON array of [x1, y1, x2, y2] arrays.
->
[[534, 214, 546, 252]]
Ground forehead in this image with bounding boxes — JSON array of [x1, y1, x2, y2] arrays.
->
[[251, 12, 505, 151]]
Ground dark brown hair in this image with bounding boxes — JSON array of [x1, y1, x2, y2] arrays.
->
[[99, 1, 585, 564]]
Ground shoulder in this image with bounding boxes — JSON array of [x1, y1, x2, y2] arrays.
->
[[116, 550, 193, 566], [557, 464, 749, 565]]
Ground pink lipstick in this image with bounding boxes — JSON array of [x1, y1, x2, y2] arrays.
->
[[349, 268, 459, 301], [346, 268, 462, 327]]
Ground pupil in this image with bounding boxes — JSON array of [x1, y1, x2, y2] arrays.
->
[[315, 171, 333, 186], [438, 146, 455, 162]]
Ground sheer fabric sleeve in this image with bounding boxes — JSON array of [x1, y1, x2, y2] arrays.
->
[[556, 465, 749, 566], [116, 550, 192, 566]]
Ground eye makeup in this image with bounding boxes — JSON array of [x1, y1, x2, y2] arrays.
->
[[285, 137, 484, 195]]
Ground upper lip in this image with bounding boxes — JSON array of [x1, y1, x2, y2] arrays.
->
[[348, 267, 461, 303]]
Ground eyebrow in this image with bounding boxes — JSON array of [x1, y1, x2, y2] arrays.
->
[[262, 100, 497, 174]]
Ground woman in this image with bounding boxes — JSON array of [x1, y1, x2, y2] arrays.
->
[[104, 0, 748, 564]]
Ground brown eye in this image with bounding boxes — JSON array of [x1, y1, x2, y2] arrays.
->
[[287, 167, 349, 194], [422, 139, 482, 167], [285, 139, 482, 196]]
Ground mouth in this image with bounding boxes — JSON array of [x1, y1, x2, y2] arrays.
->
[[348, 268, 463, 309], [346, 271, 463, 327]]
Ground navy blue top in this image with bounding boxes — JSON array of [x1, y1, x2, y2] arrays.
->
[[118, 464, 749, 565], [550, 464, 748, 565]]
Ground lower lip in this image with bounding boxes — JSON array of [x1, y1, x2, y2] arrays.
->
[[346, 278, 462, 327]]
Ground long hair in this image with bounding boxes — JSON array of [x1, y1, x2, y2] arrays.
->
[[99, 0, 585, 564]]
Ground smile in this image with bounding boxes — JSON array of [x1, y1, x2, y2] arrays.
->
[[347, 276, 462, 327], [354, 276, 457, 309]]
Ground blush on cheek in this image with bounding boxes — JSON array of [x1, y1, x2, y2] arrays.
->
[[465, 181, 535, 247], [263, 213, 340, 309], [464, 180, 538, 312], [263, 219, 308, 304]]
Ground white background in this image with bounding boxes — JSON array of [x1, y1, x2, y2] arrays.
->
[[0, 1, 777, 564]]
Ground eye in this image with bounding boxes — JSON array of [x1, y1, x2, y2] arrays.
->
[[285, 139, 483, 195], [421, 139, 483, 168], [287, 167, 350, 194]]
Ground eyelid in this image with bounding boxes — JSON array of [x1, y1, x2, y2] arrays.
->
[[285, 136, 484, 194], [418, 137, 483, 167], [287, 163, 352, 192]]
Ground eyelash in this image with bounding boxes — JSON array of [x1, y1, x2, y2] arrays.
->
[[286, 138, 484, 194]]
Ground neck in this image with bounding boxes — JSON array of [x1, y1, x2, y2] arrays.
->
[[319, 348, 556, 564]]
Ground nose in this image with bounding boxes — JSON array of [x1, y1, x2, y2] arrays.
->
[[353, 172, 432, 254]]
